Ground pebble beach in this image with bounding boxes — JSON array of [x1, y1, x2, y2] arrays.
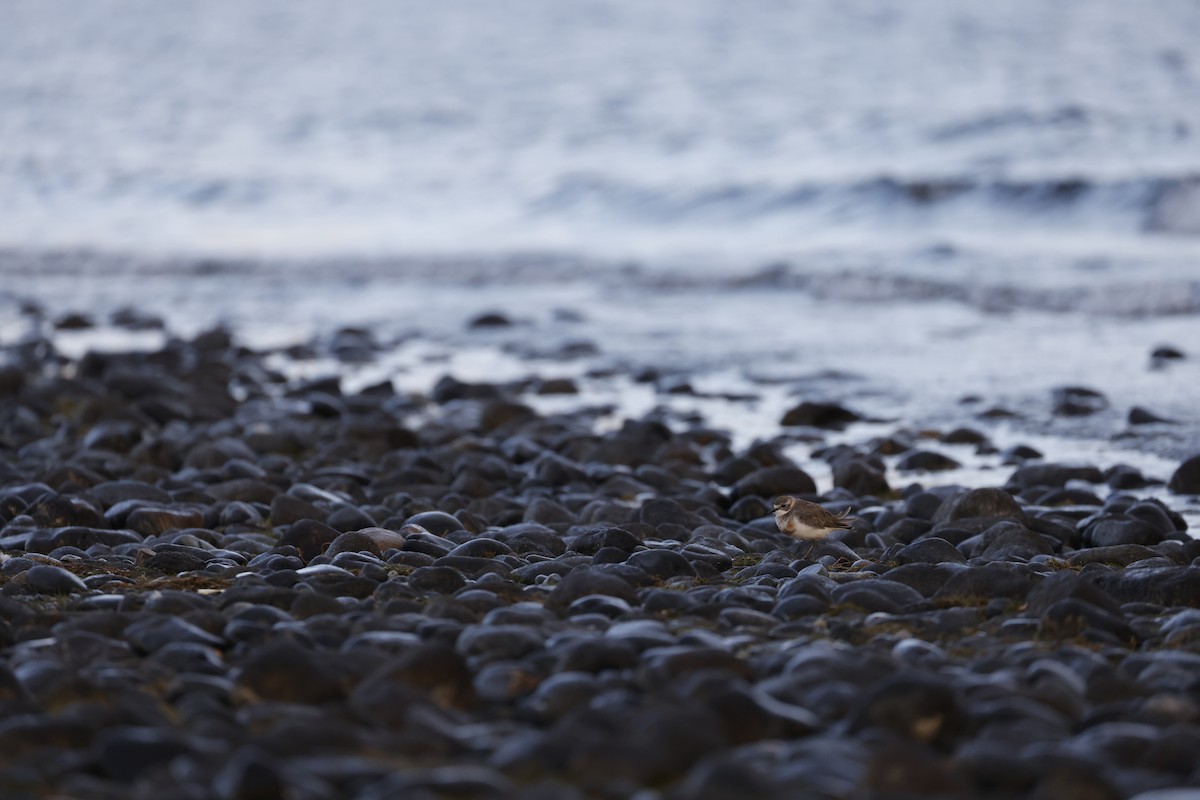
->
[[0, 301, 1198, 798], [3, 1, 1200, 797]]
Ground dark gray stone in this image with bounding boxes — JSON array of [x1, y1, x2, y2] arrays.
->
[[1068, 544, 1161, 567], [881, 563, 966, 598], [832, 580, 925, 614], [627, 549, 697, 579], [545, 568, 638, 612], [731, 466, 817, 501], [326, 505, 377, 532], [846, 674, 963, 747], [270, 494, 328, 526], [1026, 571, 1123, 617], [1128, 406, 1174, 425], [896, 450, 962, 472], [403, 511, 466, 536], [98, 727, 193, 781], [1041, 598, 1135, 644], [1008, 463, 1104, 490], [831, 456, 890, 497], [278, 519, 340, 562], [1052, 386, 1108, 416], [905, 491, 945, 521], [142, 550, 208, 574], [977, 522, 1056, 561], [124, 616, 224, 653], [325, 530, 383, 558], [895, 537, 967, 565], [458, 624, 545, 661], [125, 507, 205, 537], [569, 527, 642, 555], [780, 402, 861, 429], [934, 563, 1037, 603], [88, 480, 173, 507], [1091, 567, 1200, 607], [23, 565, 88, 595], [235, 641, 345, 703], [1168, 454, 1200, 494], [1084, 516, 1165, 548], [931, 487, 1028, 527]]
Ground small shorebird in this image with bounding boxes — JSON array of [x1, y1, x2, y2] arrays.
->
[[773, 495, 853, 540]]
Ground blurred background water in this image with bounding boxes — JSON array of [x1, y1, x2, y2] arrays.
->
[[1, 0, 1198, 465], [3, 0, 1199, 264]]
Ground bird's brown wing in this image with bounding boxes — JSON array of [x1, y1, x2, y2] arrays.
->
[[831, 507, 856, 529], [806, 503, 853, 530]]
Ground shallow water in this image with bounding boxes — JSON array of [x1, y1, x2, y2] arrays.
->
[[3, 0, 1199, 312], [2, 0, 1199, 263]]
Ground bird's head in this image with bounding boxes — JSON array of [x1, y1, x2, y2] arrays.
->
[[773, 495, 795, 516]]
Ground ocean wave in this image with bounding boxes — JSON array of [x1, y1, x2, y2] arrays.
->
[[713, 264, 1200, 317], [2, 245, 1197, 319], [531, 173, 1200, 235]]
